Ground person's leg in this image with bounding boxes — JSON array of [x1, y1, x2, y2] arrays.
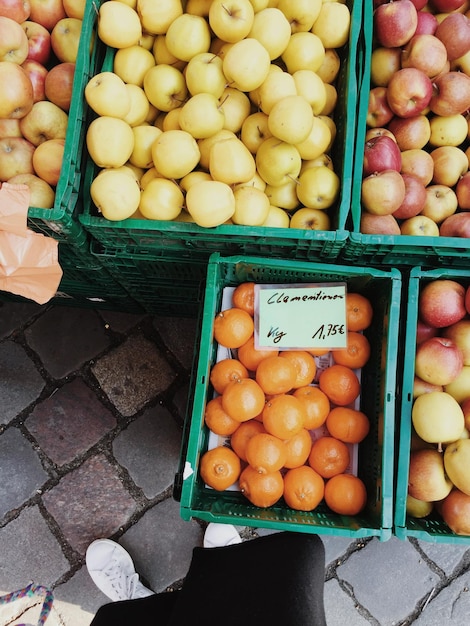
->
[[167, 531, 326, 626]]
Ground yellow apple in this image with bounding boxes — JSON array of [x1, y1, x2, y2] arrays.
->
[[198, 129, 235, 170], [161, 108, 182, 131], [140, 166, 162, 189], [184, 52, 227, 98], [51, 17, 83, 63], [122, 84, 150, 127], [257, 69, 297, 115], [98, 1, 142, 48], [281, 32, 325, 73], [420, 184, 458, 224], [138, 32, 155, 50], [151, 129, 200, 179], [294, 116, 332, 160], [113, 45, 155, 87], [277, 0, 322, 32], [209, 0, 255, 43], [179, 92, 225, 139], [90, 168, 141, 221], [289, 207, 331, 230], [240, 111, 273, 154], [247, 7, 291, 60], [233, 171, 266, 191], [249, 63, 282, 108], [139, 177, 183, 220], [320, 83, 338, 115], [311, 2, 351, 49], [130, 124, 162, 169], [296, 165, 340, 209], [209, 134, 257, 184], [262, 204, 290, 227], [143, 64, 187, 112], [292, 70, 327, 115], [152, 34, 185, 70], [185, 179, 236, 226], [219, 86, 251, 133], [185, 0, 212, 16], [232, 185, 270, 225], [268, 94, 314, 144], [256, 136, 302, 186], [400, 215, 440, 236], [316, 49, 341, 84], [165, 13, 211, 61], [300, 153, 334, 174], [86, 116, 134, 168], [8, 172, 55, 209], [265, 179, 299, 210], [445, 366, 470, 404], [249, 0, 270, 11], [412, 391, 464, 444], [429, 114, 468, 148], [179, 170, 213, 192], [431, 146, 468, 187], [136, 0, 183, 35], [84, 71, 131, 119], [223, 38, 271, 92]]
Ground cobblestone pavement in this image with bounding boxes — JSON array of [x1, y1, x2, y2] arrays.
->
[[1, 298, 470, 626]]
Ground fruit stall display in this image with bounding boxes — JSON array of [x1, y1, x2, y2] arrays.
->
[[77, 0, 361, 263], [395, 267, 470, 542], [341, 0, 470, 268], [175, 254, 401, 540]]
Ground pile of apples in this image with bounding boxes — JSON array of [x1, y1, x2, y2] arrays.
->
[[0, 0, 84, 209], [407, 278, 470, 535], [84, 0, 352, 230], [360, 0, 470, 238]]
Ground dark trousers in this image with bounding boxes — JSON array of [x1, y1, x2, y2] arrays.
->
[[90, 532, 327, 626]]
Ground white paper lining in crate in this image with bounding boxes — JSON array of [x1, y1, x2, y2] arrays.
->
[[204, 287, 361, 491]]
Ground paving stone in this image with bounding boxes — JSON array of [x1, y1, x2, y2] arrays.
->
[[337, 537, 440, 625], [322, 536, 357, 567], [153, 316, 198, 370], [119, 497, 203, 593], [0, 340, 45, 425], [413, 569, 470, 625], [24, 307, 110, 379], [172, 380, 191, 423], [53, 565, 104, 626], [418, 540, 470, 576], [0, 505, 69, 590], [324, 579, 372, 626], [26, 378, 116, 466], [42, 454, 137, 556], [113, 404, 182, 499], [98, 310, 145, 334], [0, 300, 43, 339], [91, 333, 175, 417], [0, 427, 48, 518]]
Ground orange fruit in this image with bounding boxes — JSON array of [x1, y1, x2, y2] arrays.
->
[[213, 307, 254, 349], [308, 436, 350, 479], [324, 473, 367, 516], [262, 393, 306, 439], [239, 465, 284, 508], [293, 385, 330, 430], [279, 350, 317, 388], [232, 282, 255, 316], [283, 428, 313, 469], [245, 432, 287, 474], [318, 364, 361, 407], [199, 446, 241, 491], [237, 336, 279, 372], [332, 331, 371, 369], [326, 406, 370, 444], [283, 465, 325, 511], [256, 354, 297, 395], [204, 396, 241, 436], [306, 347, 331, 357], [230, 419, 266, 462], [210, 358, 249, 395], [222, 377, 266, 422], [346, 292, 373, 332]]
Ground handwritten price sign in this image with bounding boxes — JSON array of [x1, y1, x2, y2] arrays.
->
[[254, 283, 348, 350]]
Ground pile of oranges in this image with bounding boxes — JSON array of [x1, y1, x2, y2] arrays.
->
[[199, 282, 374, 517]]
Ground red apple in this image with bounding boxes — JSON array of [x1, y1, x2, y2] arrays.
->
[[419, 279, 467, 328], [360, 212, 401, 234], [29, 0, 66, 31], [430, 71, 470, 116], [387, 114, 431, 150], [22, 19, 51, 65], [365, 127, 397, 142], [410, 0, 427, 9], [431, 146, 468, 187], [444, 320, 470, 366], [440, 489, 470, 535], [367, 86, 395, 127], [0, 136, 35, 180], [0, 14, 29, 63], [0, 0, 30, 22], [431, 0, 466, 10], [401, 34, 448, 78], [408, 449, 453, 502], [415, 336, 464, 386], [421, 184, 458, 224], [361, 169, 407, 215], [21, 58, 47, 103], [32, 137, 64, 186], [370, 46, 402, 87], [44, 61, 75, 111], [416, 319, 439, 345], [363, 134, 402, 176], [386, 67, 433, 118], [400, 148, 434, 187], [415, 10, 438, 35], [440, 212, 470, 238], [413, 376, 443, 398], [456, 172, 470, 210], [374, 0, 418, 48], [435, 12, 470, 61], [0, 61, 33, 119], [392, 173, 427, 219]]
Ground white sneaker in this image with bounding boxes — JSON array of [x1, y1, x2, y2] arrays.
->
[[86, 539, 154, 602], [203, 523, 242, 548]]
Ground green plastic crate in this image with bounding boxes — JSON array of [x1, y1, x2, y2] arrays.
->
[[26, 0, 105, 242], [341, 0, 470, 268], [175, 253, 401, 540], [395, 266, 470, 543], [79, 0, 363, 261]]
